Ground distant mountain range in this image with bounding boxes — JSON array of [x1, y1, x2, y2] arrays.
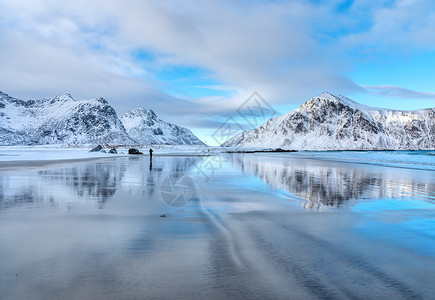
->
[[2, 90, 434, 149], [120, 108, 204, 145], [223, 92, 435, 150], [0, 91, 204, 146]]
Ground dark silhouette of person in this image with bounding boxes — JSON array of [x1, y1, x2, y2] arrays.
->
[[149, 148, 153, 170]]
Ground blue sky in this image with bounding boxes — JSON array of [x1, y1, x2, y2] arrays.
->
[[0, 0, 435, 144]]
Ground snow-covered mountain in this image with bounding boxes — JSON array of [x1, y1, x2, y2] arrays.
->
[[120, 108, 204, 145], [222, 92, 435, 150], [0, 91, 133, 146], [0, 91, 206, 146]]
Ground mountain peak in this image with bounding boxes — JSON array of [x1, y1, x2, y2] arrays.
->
[[223, 93, 435, 150], [96, 97, 108, 104], [127, 107, 157, 120], [53, 93, 75, 102], [310, 92, 370, 111], [0, 91, 133, 146], [120, 107, 204, 145], [317, 91, 338, 100], [1, 91, 205, 146]]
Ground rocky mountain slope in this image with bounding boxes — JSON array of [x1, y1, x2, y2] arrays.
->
[[0, 91, 133, 146], [120, 108, 204, 145], [222, 92, 435, 150], [0, 91, 204, 146]]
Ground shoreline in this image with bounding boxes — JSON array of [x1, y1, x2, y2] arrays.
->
[[1, 148, 434, 173]]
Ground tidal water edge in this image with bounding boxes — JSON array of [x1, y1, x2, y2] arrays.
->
[[0, 152, 434, 299]]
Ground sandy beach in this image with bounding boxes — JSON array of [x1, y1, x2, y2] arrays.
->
[[0, 151, 434, 299]]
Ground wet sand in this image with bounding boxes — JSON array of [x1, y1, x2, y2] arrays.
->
[[0, 153, 434, 299]]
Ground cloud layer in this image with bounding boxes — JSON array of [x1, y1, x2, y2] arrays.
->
[[1, 0, 435, 140], [363, 85, 435, 99]]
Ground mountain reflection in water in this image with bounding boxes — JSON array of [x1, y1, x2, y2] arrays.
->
[[0, 156, 199, 210], [229, 154, 435, 209], [0, 153, 434, 299]]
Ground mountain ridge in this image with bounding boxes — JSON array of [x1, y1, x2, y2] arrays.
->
[[222, 93, 435, 150], [0, 91, 204, 146], [120, 107, 205, 145]]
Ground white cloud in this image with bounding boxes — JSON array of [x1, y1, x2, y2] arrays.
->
[[363, 85, 435, 99], [343, 0, 435, 54], [0, 1, 358, 99], [0, 0, 434, 137]]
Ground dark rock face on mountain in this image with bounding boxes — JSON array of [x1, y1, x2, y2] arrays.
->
[[0, 91, 133, 146], [223, 92, 435, 150], [0, 91, 205, 146], [120, 108, 204, 145]]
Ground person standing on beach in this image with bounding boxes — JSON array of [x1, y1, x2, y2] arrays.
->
[[149, 148, 153, 170]]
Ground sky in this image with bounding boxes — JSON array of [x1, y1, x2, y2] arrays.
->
[[1, 0, 435, 145]]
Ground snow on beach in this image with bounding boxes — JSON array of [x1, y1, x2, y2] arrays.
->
[[0, 145, 223, 166], [0, 144, 434, 173]]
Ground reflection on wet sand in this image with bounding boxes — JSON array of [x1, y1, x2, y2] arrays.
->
[[122, 156, 199, 198], [229, 154, 435, 209], [0, 156, 200, 210], [0, 158, 128, 210], [0, 154, 434, 299]]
